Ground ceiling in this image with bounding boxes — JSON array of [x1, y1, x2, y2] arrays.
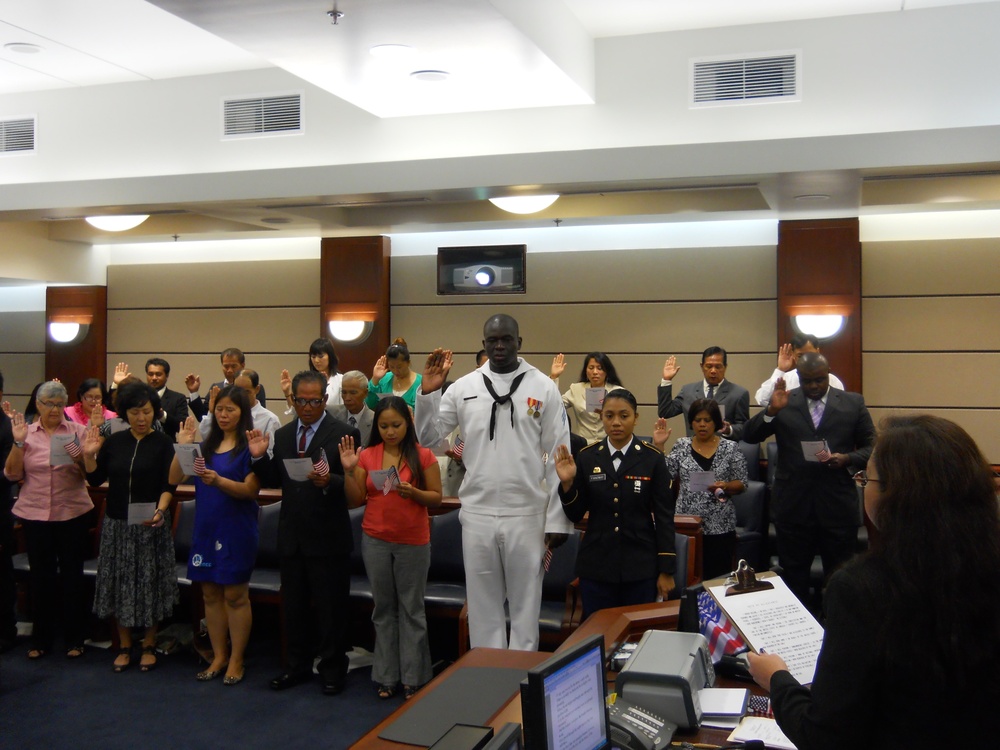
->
[[2, 0, 1000, 246]]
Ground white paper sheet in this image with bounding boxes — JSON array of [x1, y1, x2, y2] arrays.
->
[[585, 387, 606, 413], [699, 687, 749, 717], [708, 575, 824, 685], [689, 470, 716, 493], [49, 434, 78, 466], [728, 717, 797, 750], [800, 440, 829, 462], [173, 444, 201, 475], [282, 458, 314, 481], [127, 502, 157, 525]]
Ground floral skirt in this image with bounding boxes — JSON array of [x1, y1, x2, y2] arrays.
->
[[93, 515, 179, 628]]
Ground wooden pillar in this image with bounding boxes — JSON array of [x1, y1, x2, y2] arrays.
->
[[45, 285, 108, 399], [320, 236, 391, 375], [776, 219, 862, 392]]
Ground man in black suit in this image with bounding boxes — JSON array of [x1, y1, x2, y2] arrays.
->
[[248, 370, 359, 695], [657, 346, 750, 440], [187, 347, 268, 420], [742, 353, 875, 604], [144, 358, 191, 440]]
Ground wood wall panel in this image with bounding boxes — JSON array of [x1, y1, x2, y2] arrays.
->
[[391, 246, 777, 305], [108, 260, 320, 309], [862, 238, 1000, 296], [1, 311, 46, 351], [46, 285, 107, 401], [862, 297, 1000, 350]]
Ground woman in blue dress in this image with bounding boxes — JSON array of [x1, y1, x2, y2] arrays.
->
[[170, 385, 259, 686]]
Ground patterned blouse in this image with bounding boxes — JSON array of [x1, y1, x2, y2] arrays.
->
[[664, 437, 748, 536]]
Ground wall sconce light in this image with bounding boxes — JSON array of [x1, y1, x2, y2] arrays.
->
[[48, 310, 93, 344], [328, 319, 374, 343], [488, 195, 559, 214], [84, 214, 149, 231], [792, 314, 846, 340]]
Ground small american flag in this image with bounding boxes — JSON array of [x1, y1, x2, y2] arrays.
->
[[313, 448, 330, 477], [193, 455, 206, 475], [382, 466, 400, 495], [452, 436, 464, 460], [64, 439, 82, 459], [543, 547, 553, 573], [698, 590, 747, 661]]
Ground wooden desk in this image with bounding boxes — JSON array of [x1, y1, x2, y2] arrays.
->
[[352, 602, 762, 749]]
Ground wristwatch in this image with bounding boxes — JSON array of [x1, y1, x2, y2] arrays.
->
[[14, 440, 25, 448]]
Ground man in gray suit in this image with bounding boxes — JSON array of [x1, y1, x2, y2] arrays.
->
[[657, 346, 750, 440], [326, 370, 373, 445], [742, 353, 875, 604]]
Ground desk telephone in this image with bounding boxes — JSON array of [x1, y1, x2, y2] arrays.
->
[[608, 696, 677, 750]]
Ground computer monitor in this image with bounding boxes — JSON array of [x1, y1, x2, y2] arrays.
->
[[520, 634, 611, 750]]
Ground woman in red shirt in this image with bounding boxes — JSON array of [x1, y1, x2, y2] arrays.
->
[[340, 396, 442, 701]]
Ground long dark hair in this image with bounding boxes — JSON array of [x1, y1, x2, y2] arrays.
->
[[308, 337, 339, 376], [868, 415, 1000, 682], [202, 385, 253, 458], [368, 396, 425, 489], [577, 352, 622, 387]]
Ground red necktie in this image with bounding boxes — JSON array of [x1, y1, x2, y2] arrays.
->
[[298, 425, 308, 456]]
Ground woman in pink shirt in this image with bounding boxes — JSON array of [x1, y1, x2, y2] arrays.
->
[[4, 381, 92, 659], [339, 396, 442, 701], [64, 378, 115, 426]]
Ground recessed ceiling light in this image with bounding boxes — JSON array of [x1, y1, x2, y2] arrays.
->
[[370, 44, 414, 59], [410, 69, 450, 83], [84, 215, 150, 231], [794, 194, 831, 201], [489, 195, 560, 214], [4, 42, 43, 54]]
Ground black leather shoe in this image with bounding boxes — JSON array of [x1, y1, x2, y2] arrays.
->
[[269, 671, 312, 691], [322, 677, 345, 696]]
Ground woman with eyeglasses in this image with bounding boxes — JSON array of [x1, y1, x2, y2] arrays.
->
[[169, 385, 260, 685], [279, 337, 344, 411], [64, 378, 115, 426], [748, 416, 1000, 749], [4, 381, 93, 659]]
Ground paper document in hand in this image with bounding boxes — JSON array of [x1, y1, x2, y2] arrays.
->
[[708, 575, 824, 685], [800, 440, 829, 462], [369, 467, 401, 495], [585, 387, 606, 413], [283, 458, 314, 482], [50, 434, 78, 465], [728, 717, 797, 750], [173, 444, 202, 475], [689, 470, 715, 493], [127, 502, 157, 525]]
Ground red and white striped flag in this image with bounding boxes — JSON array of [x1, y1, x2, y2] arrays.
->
[[193, 454, 206, 475], [64, 439, 82, 459], [697, 590, 747, 661], [452, 436, 464, 460], [313, 448, 330, 477], [382, 466, 400, 495], [543, 547, 553, 573]]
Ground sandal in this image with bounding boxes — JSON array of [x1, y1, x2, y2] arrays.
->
[[403, 684, 420, 700], [139, 645, 157, 672], [376, 683, 397, 699], [113, 647, 131, 673], [27, 648, 47, 660], [66, 644, 85, 659]]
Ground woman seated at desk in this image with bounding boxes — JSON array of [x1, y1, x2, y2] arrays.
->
[[748, 415, 1000, 749]]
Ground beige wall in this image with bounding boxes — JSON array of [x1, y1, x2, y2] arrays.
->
[[0, 311, 45, 405], [862, 237, 1000, 460]]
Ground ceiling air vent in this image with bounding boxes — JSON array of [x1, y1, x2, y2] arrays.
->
[[691, 52, 799, 107], [1, 117, 35, 153], [223, 94, 301, 137]]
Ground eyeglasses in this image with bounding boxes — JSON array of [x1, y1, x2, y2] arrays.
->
[[853, 470, 882, 488], [38, 400, 66, 410], [292, 397, 325, 408], [82, 394, 103, 403]]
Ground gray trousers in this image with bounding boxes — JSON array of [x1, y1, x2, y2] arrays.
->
[[361, 533, 432, 687]]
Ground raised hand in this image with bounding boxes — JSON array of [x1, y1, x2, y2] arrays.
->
[[776, 343, 796, 373], [421, 348, 452, 394], [11, 412, 28, 443], [768, 377, 789, 414], [246, 429, 270, 459], [652, 418, 671, 451], [207, 385, 220, 414], [372, 355, 388, 382], [554, 444, 577, 486], [440, 350, 453, 379], [185, 373, 201, 394], [176, 416, 199, 444], [550, 353, 567, 380], [338, 435, 359, 473], [112, 362, 130, 386], [1, 401, 12, 418], [662, 356, 680, 381], [89, 402, 106, 427], [82, 424, 102, 458], [280, 369, 292, 397]]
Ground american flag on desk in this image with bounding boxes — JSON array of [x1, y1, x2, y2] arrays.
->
[[698, 590, 747, 661], [313, 448, 330, 477], [382, 466, 400, 495]]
